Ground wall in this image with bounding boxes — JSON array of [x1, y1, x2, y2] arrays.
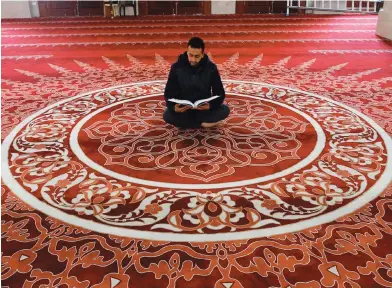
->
[[376, 0, 392, 40], [211, 0, 236, 14], [1, 0, 32, 18]]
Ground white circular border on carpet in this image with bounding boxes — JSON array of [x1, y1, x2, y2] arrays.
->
[[2, 80, 392, 242]]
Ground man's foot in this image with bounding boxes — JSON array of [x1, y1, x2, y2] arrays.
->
[[201, 121, 221, 128]]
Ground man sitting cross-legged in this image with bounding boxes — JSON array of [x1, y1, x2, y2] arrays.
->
[[163, 37, 230, 129]]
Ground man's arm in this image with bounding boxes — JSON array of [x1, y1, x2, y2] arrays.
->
[[164, 65, 180, 112], [210, 66, 225, 110]]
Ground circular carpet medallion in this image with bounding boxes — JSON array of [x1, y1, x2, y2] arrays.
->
[[2, 80, 392, 242]]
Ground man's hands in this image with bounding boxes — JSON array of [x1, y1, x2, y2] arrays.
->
[[174, 104, 192, 113], [174, 103, 210, 113], [195, 103, 210, 111]]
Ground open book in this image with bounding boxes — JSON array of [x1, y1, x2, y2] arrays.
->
[[168, 95, 221, 108]]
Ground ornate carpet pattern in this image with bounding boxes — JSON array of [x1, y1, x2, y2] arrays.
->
[[1, 15, 392, 288]]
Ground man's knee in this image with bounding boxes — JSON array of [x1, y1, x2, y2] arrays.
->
[[202, 104, 230, 124], [214, 104, 230, 122], [163, 109, 173, 124], [220, 104, 230, 120], [163, 109, 193, 128]]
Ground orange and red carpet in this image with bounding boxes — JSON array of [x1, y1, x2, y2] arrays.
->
[[1, 14, 392, 288]]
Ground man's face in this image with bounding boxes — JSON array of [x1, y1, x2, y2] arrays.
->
[[187, 46, 204, 67]]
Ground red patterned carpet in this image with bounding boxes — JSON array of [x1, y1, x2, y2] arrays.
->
[[2, 14, 392, 288]]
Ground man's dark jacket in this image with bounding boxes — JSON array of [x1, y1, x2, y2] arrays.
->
[[164, 52, 225, 112]]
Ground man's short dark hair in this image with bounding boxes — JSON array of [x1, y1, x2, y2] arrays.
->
[[187, 37, 205, 53]]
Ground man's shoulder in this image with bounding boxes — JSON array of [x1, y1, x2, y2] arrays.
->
[[171, 61, 181, 70], [206, 60, 218, 71], [170, 62, 184, 74], [171, 52, 187, 69]]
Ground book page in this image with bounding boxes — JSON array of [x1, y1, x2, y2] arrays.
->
[[168, 98, 194, 107], [194, 95, 220, 107]]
